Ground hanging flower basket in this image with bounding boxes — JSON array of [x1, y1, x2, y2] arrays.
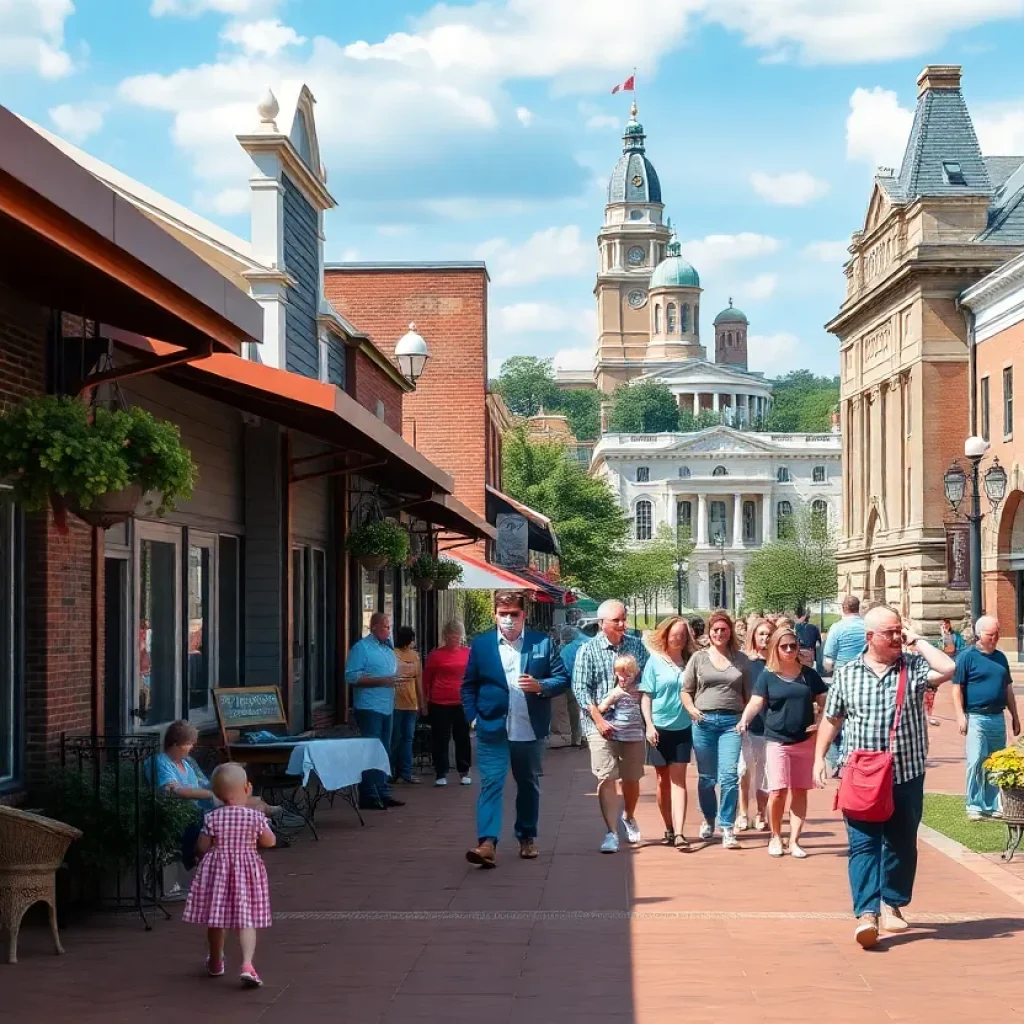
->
[[984, 747, 1024, 822], [433, 558, 464, 592], [345, 519, 409, 570], [0, 396, 195, 531]]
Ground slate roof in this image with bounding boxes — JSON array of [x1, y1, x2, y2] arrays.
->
[[978, 161, 1024, 242], [985, 156, 1024, 191], [608, 109, 662, 204]]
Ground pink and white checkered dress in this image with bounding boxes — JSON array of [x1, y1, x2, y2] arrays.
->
[[182, 806, 272, 929]]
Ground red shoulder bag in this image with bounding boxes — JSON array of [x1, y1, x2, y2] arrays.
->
[[833, 662, 907, 823]]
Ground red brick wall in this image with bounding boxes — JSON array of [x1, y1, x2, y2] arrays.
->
[[352, 349, 403, 433], [325, 268, 489, 519], [0, 286, 97, 786]]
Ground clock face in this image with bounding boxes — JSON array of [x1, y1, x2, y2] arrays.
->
[[627, 246, 646, 266], [631, 174, 644, 188], [627, 289, 647, 309]]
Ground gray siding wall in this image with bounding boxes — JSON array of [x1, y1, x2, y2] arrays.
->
[[122, 375, 243, 531], [282, 174, 320, 380], [244, 421, 285, 686], [327, 337, 346, 389], [290, 436, 331, 545]]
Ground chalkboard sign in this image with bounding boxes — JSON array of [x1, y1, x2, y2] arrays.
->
[[213, 686, 287, 731]]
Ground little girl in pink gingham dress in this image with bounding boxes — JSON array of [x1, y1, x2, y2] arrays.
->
[[183, 762, 275, 988]]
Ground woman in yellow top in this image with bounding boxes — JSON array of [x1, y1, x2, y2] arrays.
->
[[392, 625, 426, 784]]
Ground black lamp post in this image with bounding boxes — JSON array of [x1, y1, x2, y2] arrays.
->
[[943, 437, 1008, 622], [673, 559, 687, 615]]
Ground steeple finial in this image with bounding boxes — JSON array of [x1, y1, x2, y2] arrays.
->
[[728, 296, 733, 307], [630, 100, 638, 118]]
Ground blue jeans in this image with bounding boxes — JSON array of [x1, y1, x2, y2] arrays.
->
[[966, 712, 1006, 816], [692, 712, 742, 829], [476, 732, 545, 845], [391, 709, 419, 782], [354, 708, 393, 803], [845, 774, 925, 918]]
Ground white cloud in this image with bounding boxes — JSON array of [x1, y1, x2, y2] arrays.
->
[[802, 240, 849, 263], [740, 273, 779, 300], [802, 239, 851, 262], [376, 224, 414, 237], [48, 101, 107, 143], [494, 302, 595, 335], [220, 19, 306, 57], [678, 233, 782, 274], [151, 0, 276, 15], [196, 185, 250, 215], [0, 0, 75, 79], [846, 86, 913, 170], [553, 347, 594, 373], [515, 106, 534, 126], [475, 225, 591, 286], [975, 104, 1024, 156], [587, 113, 619, 131], [749, 170, 829, 206], [748, 332, 801, 373]]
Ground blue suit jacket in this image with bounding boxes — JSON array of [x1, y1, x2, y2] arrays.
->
[[461, 628, 570, 740]]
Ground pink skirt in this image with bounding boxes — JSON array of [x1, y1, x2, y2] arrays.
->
[[765, 736, 815, 791]]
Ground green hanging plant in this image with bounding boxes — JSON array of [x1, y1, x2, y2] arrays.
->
[[0, 396, 196, 526], [433, 558, 464, 590], [409, 553, 438, 588], [345, 519, 409, 568]]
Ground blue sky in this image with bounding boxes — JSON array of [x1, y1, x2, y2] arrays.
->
[[5, 1, 1024, 380]]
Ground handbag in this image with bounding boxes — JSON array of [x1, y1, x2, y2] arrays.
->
[[833, 662, 907, 822]]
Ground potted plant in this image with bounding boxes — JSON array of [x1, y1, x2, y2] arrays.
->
[[984, 745, 1024, 820], [409, 553, 437, 590], [0, 396, 196, 529], [433, 558, 464, 591], [345, 519, 409, 571]]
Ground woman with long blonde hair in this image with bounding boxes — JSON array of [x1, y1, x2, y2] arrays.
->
[[738, 625, 826, 858], [737, 618, 771, 832], [639, 616, 696, 848]]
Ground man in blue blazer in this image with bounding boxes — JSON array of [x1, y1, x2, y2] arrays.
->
[[461, 590, 570, 867]]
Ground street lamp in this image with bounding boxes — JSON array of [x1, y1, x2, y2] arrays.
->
[[394, 322, 430, 383], [943, 436, 1008, 621], [673, 559, 687, 615], [711, 533, 728, 610]]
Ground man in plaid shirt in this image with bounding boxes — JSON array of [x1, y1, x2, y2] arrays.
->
[[814, 606, 955, 949]]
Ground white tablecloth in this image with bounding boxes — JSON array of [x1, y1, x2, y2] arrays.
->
[[284, 738, 390, 792]]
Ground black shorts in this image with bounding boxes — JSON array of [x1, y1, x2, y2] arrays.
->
[[647, 727, 693, 767]]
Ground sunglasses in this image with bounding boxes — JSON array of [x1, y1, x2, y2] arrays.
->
[[778, 642, 799, 652]]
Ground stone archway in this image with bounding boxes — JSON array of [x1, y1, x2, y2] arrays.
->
[[873, 564, 886, 605]]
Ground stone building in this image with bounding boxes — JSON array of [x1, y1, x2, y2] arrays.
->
[[827, 64, 1024, 629]]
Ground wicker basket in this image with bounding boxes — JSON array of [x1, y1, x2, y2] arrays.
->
[[1000, 787, 1024, 823], [0, 806, 82, 964]]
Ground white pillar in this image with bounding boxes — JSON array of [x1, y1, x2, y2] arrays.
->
[[696, 561, 710, 610], [712, 392, 720, 413], [736, 393, 745, 426], [697, 493, 708, 547], [762, 495, 771, 543], [692, 392, 698, 418], [733, 493, 743, 547]]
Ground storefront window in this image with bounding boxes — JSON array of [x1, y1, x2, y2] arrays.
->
[[187, 540, 212, 717], [138, 535, 179, 728], [0, 496, 18, 787], [360, 565, 378, 635], [382, 568, 395, 624]]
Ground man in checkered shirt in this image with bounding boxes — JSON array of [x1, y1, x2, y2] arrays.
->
[[813, 605, 955, 950]]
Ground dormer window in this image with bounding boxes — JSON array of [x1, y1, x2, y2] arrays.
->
[[942, 161, 967, 186]]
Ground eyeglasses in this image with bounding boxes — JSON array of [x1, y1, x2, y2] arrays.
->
[[497, 609, 524, 618], [778, 642, 798, 652], [870, 629, 903, 640]]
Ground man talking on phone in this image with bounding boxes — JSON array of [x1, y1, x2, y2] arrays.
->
[[461, 591, 569, 868]]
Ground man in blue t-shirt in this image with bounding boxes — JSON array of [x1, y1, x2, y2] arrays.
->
[[952, 615, 1021, 820]]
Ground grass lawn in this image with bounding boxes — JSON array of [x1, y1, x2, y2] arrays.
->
[[922, 793, 1008, 853]]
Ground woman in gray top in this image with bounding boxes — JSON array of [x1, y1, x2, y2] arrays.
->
[[681, 609, 751, 849]]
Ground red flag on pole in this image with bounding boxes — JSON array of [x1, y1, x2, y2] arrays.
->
[[611, 74, 635, 95]]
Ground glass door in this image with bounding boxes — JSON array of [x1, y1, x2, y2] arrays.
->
[[187, 533, 217, 727], [133, 525, 181, 731], [310, 548, 328, 707]]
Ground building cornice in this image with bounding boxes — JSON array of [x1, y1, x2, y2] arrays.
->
[[237, 132, 336, 211], [358, 337, 414, 393]]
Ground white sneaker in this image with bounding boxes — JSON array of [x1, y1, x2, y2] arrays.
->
[[736, 814, 749, 831], [768, 836, 784, 857], [600, 831, 619, 854], [434, 777, 448, 787], [699, 822, 714, 841], [621, 813, 642, 845], [754, 815, 767, 832], [721, 828, 740, 849], [460, 775, 472, 786], [790, 843, 808, 860]]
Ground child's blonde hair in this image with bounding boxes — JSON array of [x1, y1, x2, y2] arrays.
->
[[613, 653, 639, 682], [211, 762, 250, 802]]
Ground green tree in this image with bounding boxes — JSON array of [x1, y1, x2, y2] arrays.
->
[[629, 525, 690, 622], [557, 388, 601, 442], [455, 590, 494, 640], [763, 370, 839, 433], [742, 508, 837, 614], [502, 428, 627, 595], [608, 380, 679, 433], [494, 356, 559, 417]]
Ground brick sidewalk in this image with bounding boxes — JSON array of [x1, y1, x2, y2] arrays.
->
[[6, 716, 1024, 1023]]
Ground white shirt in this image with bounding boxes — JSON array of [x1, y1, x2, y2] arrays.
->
[[498, 629, 536, 742]]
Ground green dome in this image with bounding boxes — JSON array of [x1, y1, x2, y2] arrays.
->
[[650, 237, 699, 289], [713, 300, 748, 325]]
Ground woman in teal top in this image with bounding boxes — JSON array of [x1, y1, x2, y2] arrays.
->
[[639, 616, 695, 849]]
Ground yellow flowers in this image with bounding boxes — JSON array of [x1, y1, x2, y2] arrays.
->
[[983, 746, 1024, 789]]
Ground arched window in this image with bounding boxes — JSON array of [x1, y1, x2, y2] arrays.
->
[[636, 466, 650, 483], [667, 303, 677, 333], [777, 500, 794, 539], [709, 500, 727, 542], [635, 500, 653, 541], [777, 467, 790, 483], [678, 465, 691, 479], [813, 465, 826, 483], [712, 466, 728, 477], [712, 570, 728, 610], [681, 304, 689, 332], [654, 304, 662, 334]]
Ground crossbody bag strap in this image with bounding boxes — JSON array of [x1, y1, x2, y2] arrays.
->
[[888, 661, 909, 751]]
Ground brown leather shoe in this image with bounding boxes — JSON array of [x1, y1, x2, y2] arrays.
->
[[519, 839, 538, 859], [466, 840, 497, 868]]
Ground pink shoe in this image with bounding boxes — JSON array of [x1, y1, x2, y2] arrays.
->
[[205, 956, 225, 977], [240, 964, 262, 988]]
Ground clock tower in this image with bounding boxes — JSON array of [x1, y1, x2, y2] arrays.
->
[[594, 102, 672, 394]]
